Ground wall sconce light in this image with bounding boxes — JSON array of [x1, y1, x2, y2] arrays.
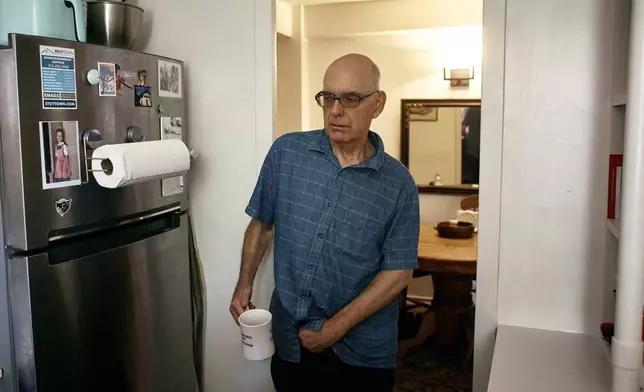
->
[[443, 67, 475, 87]]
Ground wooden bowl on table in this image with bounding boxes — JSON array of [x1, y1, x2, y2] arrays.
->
[[435, 221, 475, 239]]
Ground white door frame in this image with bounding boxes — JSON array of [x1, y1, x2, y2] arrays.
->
[[474, 0, 506, 390]]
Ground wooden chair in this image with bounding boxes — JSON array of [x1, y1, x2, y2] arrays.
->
[[460, 194, 479, 211]]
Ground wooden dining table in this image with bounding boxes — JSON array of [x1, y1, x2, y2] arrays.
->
[[399, 224, 478, 358], [417, 223, 478, 275]]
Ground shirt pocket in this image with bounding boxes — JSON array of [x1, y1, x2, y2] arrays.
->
[[334, 205, 384, 268]]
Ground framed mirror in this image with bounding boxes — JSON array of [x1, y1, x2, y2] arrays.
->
[[400, 99, 481, 195]]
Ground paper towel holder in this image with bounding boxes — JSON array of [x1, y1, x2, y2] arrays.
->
[[82, 129, 108, 184], [81, 128, 198, 184]]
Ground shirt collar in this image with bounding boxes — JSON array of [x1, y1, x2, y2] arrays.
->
[[308, 129, 385, 171]]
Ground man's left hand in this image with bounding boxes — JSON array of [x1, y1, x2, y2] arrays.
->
[[298, 319, 347, 353]]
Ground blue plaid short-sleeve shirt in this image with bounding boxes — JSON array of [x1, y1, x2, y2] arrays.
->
[[245, 129, 420, 369]]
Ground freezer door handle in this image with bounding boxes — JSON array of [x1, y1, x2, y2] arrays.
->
[[47, 209, 182, 265]]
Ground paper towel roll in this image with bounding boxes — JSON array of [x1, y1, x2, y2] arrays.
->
[[91, 139, 190, 189]]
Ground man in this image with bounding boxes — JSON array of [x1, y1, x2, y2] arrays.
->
[[230, 53, 420, 392]]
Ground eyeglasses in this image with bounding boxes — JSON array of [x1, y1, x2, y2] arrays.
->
[[315, 90, 379, 108]]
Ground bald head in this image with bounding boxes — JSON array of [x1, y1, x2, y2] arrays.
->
[[319, 53, 387, 146], [324, 53, 381, 91]]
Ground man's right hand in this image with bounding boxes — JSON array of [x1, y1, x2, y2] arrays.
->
[[230, 283, 255, 325]]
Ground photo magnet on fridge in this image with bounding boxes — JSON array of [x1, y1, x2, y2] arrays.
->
[[115, 64, 133, 95], [98, 62, 116, 96], [137, 69, 148, 86], [134, 85, 152, 107], [158, 59, 183, 98], [39, 121, 82, 190]]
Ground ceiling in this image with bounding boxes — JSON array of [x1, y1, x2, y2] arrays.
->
[[281, 0, 378, 5]]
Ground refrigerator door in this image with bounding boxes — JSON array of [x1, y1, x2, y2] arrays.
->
[[0, 34, 188, 251], [9, 213, 197, 392]]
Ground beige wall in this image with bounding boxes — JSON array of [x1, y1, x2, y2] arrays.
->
[[304, 0, 483, 37], [276, 33, 303, 138], [276, 4, 305, 138], [409, 107, 462, 185]]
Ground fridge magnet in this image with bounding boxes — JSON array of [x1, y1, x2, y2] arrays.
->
[[158, 59, 182, 98], [39, 45, 77, 110], [55, 198, 72, 217], [115, 64, 133, 95], [136, 69, 148, 86], [160, 116, 184, 196], [134, 85, 152, 107], [98, 62, 116, 96], [161, 116, 182, 139], [39, 120, 82, 190]]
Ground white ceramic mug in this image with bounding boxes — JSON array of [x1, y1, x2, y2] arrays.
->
[[239, 309, 275, 361]]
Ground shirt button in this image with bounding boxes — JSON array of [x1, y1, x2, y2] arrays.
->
[[308, 264, 314, 269], [317, 233, 323, 239], [328, 201, 334, 207]]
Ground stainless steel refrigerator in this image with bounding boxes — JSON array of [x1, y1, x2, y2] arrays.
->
[[0, 34, 202, 392]]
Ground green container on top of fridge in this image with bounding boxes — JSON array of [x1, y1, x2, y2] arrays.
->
[[0, 0, 86, 47]]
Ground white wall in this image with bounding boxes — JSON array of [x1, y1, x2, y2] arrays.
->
[[136, 1, 276, 391], [305, 27, 482, 224], [474, 1, 614, 390], [495, 0, 611, 334]]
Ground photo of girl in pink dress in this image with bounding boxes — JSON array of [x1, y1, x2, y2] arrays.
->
[[39, 121, 81, 189], [53, 128, 72, 182]]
